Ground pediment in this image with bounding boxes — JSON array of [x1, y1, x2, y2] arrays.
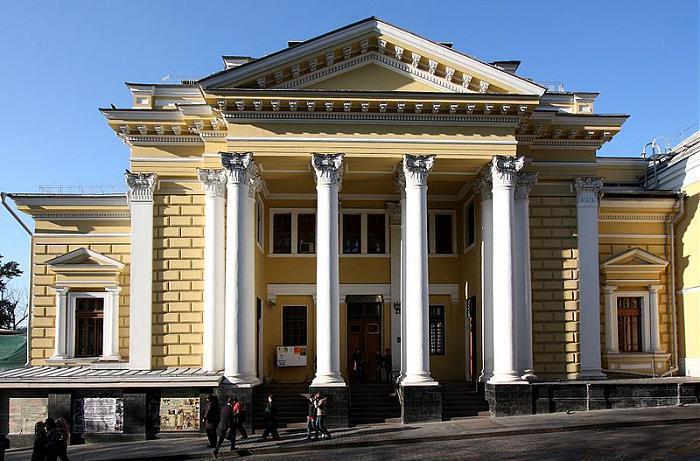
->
[[601, 248, 668, 272], [47, 248, 125, 272], [201, 18, 545, 96]]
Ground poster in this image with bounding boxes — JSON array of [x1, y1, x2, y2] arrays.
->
[[9, 398, 49, 434], [73, 397, 124, 433], [159, 397, 200, 432], [276, 345, 307, 367]]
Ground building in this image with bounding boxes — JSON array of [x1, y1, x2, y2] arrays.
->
[[1, 17, 699, 442]]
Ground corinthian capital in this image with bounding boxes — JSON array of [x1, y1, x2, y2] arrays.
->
[[248, 162, 264, 198], [221, 152, 253, 184], [125, 170, 157, 202], [402, 154, 435, 187], [311, 153, 344, 186], [490, 156, 525, 189], [473, 173, 492, 201], [514, 172, 538, 200], [197, 168, 227, 198], [574, 177, 604, 206]]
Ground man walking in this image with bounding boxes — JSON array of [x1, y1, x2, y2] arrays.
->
[[314, 393, 331, 439], [213, 397, 234, 458]]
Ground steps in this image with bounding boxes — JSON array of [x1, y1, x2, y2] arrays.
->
[[440, 381, 490, 420], [253, 384, 310, 430], [349, 384, 401, 425]]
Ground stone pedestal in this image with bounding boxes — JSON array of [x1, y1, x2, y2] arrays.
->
[[309, 385, 349, 428], [219, 383, 260, 435], [485, 383, 532, 416], [400, 385, 442, 423]]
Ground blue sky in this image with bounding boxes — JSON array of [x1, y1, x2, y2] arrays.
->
[[0, 0, 698, 292]]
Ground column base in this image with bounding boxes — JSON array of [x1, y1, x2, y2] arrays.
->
[[576, 368, 607, 380], [310, 373, 346, 387], [99, 354, 122, 362], [485, 382, 533, 416], [224, 374, 262, 387], [308, 385, 349, 428], [401, 372, 438, 386], [218, 382, 261, 435], [399, 383, 442, 423], [488, 372, 526, 384], [521, 370, 538, 382]]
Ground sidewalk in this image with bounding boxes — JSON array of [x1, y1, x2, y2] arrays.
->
[[7, 404, 700, 460]]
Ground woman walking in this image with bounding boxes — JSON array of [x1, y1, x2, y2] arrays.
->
[[314, 393, 331, 439], [55, 417, 70, 461], [30, 421, 47, 461], [305, 394, 317, 440], [203, 394, 220, 448], [231, 397, 248, 439], [213, 397, 234, 458], [261, 394, 280, 441]]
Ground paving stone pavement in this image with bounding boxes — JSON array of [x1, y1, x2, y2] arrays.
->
[[5, 404, 700, 460]]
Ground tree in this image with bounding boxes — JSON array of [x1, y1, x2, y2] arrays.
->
[[0, 254, 23, 330]]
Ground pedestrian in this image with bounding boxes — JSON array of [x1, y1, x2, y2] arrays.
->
[[261, 394, 280, 441], [0, 432, 9, 461], [305, 394, 317, 440], [374, 350, 383, 383], [231, 397, 248, 439], [352, 348, 364, 384], [55, 417, 70, 461], [383, 347, 393, 384], [213, 397, 234, 458], [203, 394, 220, 448], [44, 417, 60, 461], [314, 393, 331, 439], [31, 421, 47, 461]]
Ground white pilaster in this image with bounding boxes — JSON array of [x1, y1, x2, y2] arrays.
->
[[125, 171, 156, 370], [310, 153, 346, 386], [388, 201, 402, 373], [222, 152, 259, 385], [603, 286, 619, 353], [101, 287, 121, 361], [51, 287, 69, 360], [515, 172, 537, 379], [474, 175, 493, 382], [198, 168, 227, 372], [488, 156, 524, 384], [574, 177, 606, 379], [648, 285, 663, 353], [401, 154, 438, 386]]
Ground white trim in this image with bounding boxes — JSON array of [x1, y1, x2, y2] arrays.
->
[[266, 283, 460, 304], [600, 199, 678, 210], [66, 291, 109, 359], [225, 135, 517, 146], [32, 213, 130, 220], [224, 111, 519, 126], [266, 193, 460, 202], [34, 233, 131, 238], [130, 157, 203, 163], [46, 248, 125, 269]]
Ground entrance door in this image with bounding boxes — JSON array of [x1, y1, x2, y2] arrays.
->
[[347, 300, 382, 383]]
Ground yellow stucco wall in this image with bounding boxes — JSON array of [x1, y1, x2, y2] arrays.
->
[[677, 182, 700, 366]]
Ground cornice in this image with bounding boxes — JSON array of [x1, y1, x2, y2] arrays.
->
[[33, 212, 131, 220]]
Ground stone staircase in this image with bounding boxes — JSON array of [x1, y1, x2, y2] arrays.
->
[[440, 381, 490, 420], [253, 383, 310, 430], [349, 384, 401, 425]]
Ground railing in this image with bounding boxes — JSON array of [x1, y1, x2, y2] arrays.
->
[[537, 81, 565, 93], [38, 185, 126, 195]]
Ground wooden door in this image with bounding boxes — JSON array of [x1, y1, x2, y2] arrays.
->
[[346, 301, 382, 383]]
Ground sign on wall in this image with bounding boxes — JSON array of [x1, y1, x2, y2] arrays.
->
[[159, 397, 200, 432], [8, 398, 49, 434], [73, 397, 124, 433], [276, 346, 307, 367]]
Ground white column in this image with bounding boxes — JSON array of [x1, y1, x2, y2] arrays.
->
[[488, 156, 524, 384], [311, 153, 346, 386], [648, 285, 663, 352], [51, 287, 69, 360], [222, 152, 259, 385], [603, 286, 618, 353], [198, 168, 227, 372], [515, 172, 537, 379], [402, 154, 437, 386], [125, 171, 157, 370], [396, 172, 408, 383], [388, 201, 402, 373], [101, 287, 121, 361], [474, 175, 493, 382], [574, 177, 605, 379]]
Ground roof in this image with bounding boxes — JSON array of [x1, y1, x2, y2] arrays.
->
[[0, 335, 26, 370], [0, 366, 223, 388]]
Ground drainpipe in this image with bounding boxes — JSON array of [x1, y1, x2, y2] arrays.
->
[[1, 192, 33, 367], [668, 191, 686, 376]]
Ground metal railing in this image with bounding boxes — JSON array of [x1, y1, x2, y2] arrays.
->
[[537, 81, 565, 92]]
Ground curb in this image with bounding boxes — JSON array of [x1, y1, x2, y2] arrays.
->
[[112, 415, 700, 460]]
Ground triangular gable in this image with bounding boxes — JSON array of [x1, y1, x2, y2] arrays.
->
[[601, 248, 669, 268], [46, 248, 125, 271], [200, 17, 545, 96]]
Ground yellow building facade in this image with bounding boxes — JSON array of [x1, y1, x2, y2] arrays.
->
[[2, 18, 699, 436]]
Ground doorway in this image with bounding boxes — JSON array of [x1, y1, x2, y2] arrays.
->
[[346, 296, 382, 383]]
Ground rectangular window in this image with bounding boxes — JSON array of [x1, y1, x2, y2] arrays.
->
[[74, 298, 104, 358], [256, 200, 264, 248], [429, 305, 445, 355], [435, 214, 454, 254], [342, 214, 361, 254], [282, 306, 307, 346], [273, 213, 292, 253], [617, 297, 642, 352], [297, 213, 316, 254], [465, 201, 476, 249], [366, 214, 386, 254]]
